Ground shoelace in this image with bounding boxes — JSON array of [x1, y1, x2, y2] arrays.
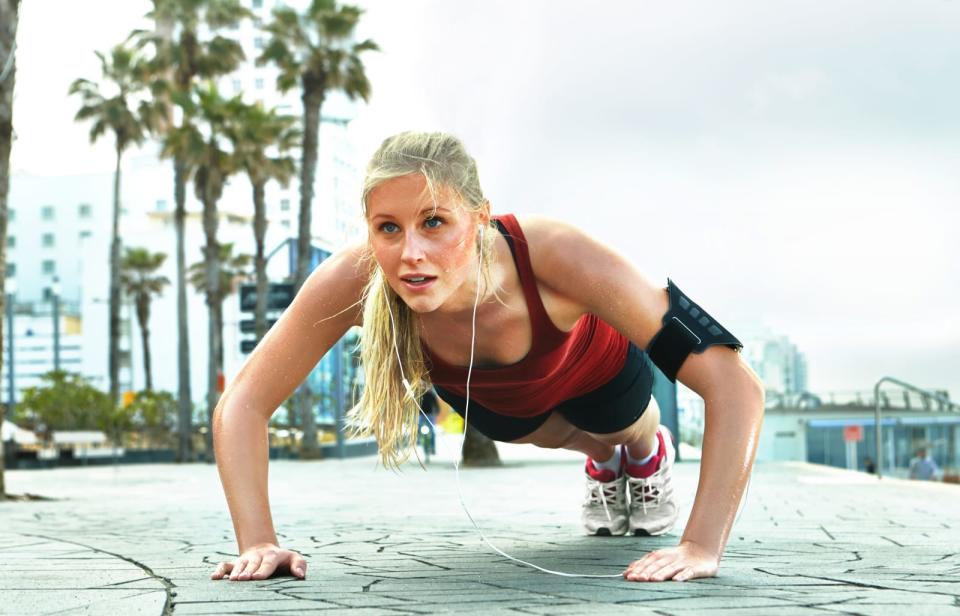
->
[[628, 469, 667, 514], [584, 477, 624, 522]]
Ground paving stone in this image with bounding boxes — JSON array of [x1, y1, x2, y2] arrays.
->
[[3, 447, 960, 615]]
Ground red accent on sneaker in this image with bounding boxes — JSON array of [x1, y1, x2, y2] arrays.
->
[[585, 458, 619, 482], [624, 430, 666, 479]]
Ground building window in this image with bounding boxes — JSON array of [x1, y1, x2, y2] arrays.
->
[[280, 199, 290, 211], [78, 203, 92, 218], [281, 220, 290, 229], [8, 209, 13, 221], [252, 0, 263, 8], [6, 235, 13, 248], [42, 233, 55, 248], [155, 199, 168, 212], [79, 230, 92, 240], [6, 263, 14, 277], [254, 37, 264, 49], [232, 79, 242, 93], [255, 78, 264, 90], [41, 205, 55, 221], [42, 260, 56, 275]]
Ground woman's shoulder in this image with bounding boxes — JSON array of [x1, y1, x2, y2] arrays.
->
[[512, 214, 588, 255], [510, 214, 596, 307]]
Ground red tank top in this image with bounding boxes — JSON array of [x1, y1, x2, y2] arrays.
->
[[423, 214, 629, 417]]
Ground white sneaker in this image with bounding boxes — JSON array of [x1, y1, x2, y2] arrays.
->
[[581, 458, 628, 536], [625, 426, 679, 536]]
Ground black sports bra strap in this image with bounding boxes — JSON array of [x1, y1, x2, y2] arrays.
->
[[493, 219, 519, 266]]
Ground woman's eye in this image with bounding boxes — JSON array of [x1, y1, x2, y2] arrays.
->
[[425, 217, 443, 229], [380, 222, 399, 233]]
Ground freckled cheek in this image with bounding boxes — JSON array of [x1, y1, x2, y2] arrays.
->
[[431, 231, 474, 275], [370, 245, 399, 279]]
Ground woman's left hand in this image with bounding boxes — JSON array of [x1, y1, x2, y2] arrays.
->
[[623, 540, 719, 582]]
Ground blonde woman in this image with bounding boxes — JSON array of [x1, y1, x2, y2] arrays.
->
[[211, 131, 765, 584]]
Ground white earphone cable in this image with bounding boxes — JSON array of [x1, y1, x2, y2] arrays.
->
[[388, 223, 622, 577], [387, 222, 752, 576]]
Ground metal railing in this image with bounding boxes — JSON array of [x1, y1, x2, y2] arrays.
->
[[873, 377, 955, 479], [766, 388, 959, 412]]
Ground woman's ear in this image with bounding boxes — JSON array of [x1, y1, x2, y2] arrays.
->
[[479, 199, 492, 227]]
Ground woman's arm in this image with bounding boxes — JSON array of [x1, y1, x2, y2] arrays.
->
[[524, 216, 764, 578], [211, 243, 368, 580]]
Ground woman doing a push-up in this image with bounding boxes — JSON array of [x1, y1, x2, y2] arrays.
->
[[211, 131, 765, 584]]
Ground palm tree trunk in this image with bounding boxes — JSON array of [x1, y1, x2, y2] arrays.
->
[[135, 295, 152, 391], [297, 87, 323, 459], [0, 0, 21, 500], [461, 424, 502, 467], [108, 143, 123, 407], [296, 87, 323, 293], [174, 157, 192, 462], [202, 183, 220, 463], [252, 180, 268, 341]]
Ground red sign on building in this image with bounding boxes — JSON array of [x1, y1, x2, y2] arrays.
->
[[843, 425, 864, 443]]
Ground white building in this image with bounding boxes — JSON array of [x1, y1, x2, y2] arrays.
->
[[741, 328, 808, 395]]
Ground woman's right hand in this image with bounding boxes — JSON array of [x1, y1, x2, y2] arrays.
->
[[210, 543, 307, 581]]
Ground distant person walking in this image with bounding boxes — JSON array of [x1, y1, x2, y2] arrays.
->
[[909, 447, 939, 481]]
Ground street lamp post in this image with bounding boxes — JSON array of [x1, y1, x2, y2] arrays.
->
[[6, 279, 16, 416], [51, 277, 61, 372]]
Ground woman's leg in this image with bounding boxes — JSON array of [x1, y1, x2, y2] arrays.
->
[[509, 412, 617, 461], [509, 398, 661, 460], [585, 396, 662, 460]]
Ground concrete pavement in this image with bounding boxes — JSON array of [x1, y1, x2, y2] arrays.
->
[[2, 436, 959, 615]]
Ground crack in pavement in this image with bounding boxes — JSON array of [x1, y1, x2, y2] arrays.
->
[[20, 532, 176, 615]]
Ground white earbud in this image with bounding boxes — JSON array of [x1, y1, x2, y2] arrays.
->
[[478, 223, 485, 238]]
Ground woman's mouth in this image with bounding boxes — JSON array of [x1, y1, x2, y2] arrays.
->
[[401, 275, 437, 291]]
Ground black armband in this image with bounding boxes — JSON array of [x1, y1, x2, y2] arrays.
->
[[646, 279, 743, 383]]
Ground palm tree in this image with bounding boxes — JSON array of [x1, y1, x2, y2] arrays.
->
[[136, 0, 247, 462], [189, 241, 251, 365], [120, 248, 170, 391], [229, 103, 297, 341], [169, 84, 243, 461], [69, 44, 160, 408], [258, 0, 377, 294], [258, 0, 376, 458], [188, 241, 250, 457], [0, 0, 21, 501]]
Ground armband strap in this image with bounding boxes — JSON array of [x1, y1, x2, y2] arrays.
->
[[646, 279, 743, 383]]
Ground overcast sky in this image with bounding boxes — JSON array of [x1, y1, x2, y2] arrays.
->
[[11, 1, 960, 399]]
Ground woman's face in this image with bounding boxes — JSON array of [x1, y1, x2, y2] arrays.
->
[[366, 173, 482, 314]]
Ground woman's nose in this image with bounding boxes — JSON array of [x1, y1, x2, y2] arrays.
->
[[400, 232, 426, 263]]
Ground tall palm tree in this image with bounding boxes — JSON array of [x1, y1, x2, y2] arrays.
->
[[136, 0, 247, 462], [169, 84, 243, 461], [258, 0, 377, 294], [69, 44, 160, 408], [258, 0, 376, 457], [120, 247, 170, 391], [188, 241, 250, 457], [0, 0, 21, 501], [229, 103, 297, 341]]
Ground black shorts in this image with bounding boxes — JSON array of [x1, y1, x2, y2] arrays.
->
[[434, 343, 655, 443]]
